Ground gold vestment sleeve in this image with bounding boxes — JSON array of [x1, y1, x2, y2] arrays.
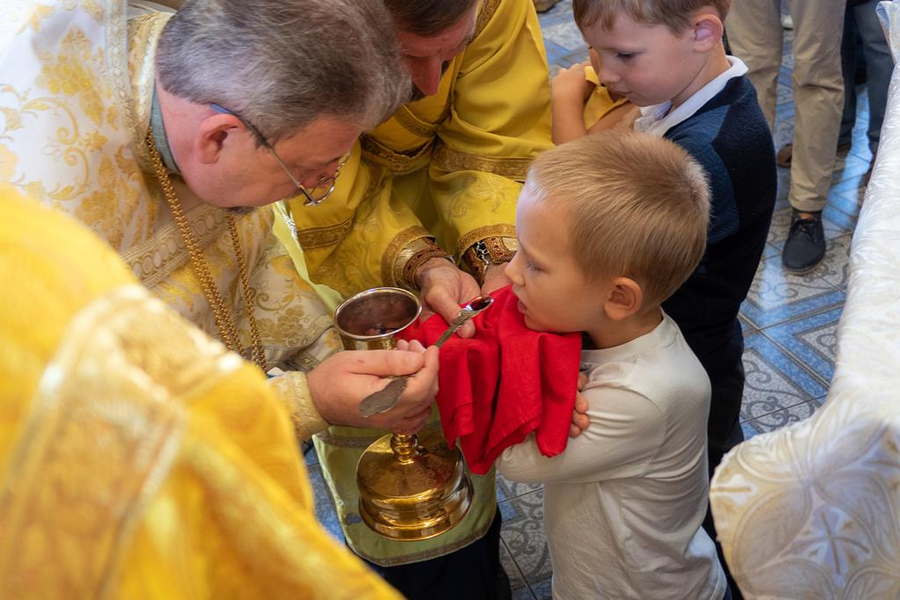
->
[[269, 371, 330, 442]]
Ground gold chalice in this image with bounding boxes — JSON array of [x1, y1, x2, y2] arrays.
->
[[333, 287, 475, 541]]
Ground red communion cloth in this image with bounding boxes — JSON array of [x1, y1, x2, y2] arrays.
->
[[400, 286, 581, 475]]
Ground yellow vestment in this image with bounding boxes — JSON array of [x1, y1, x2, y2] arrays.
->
[[279, 0, 553, 297], [0, 0, 337, 441], [0, 191, 401, 599]]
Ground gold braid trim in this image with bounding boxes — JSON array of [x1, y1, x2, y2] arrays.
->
[[360, 135, 434, 174], [457, 225, 517, 261], [393, 106, 438, 139], [382, 227, 444, 289], [295, 218, 354, 250], [432, 140, 533, 181], [269, 372, 329, 443], [475, 0, 502, 37], [121, 203, 227, 288], [291, 162, 383, 250], [461, 236, 518, 285], [401, 241, 453, 292], [126, 13, 170, 172]]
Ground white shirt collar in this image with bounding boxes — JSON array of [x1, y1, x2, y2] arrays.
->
[[634, 56, 748, 137]]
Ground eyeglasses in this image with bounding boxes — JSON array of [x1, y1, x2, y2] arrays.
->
[[210, 103, 347, 206]]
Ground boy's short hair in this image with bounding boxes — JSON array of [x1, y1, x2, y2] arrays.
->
[[526, 131, 710, 308], [573, 0, 731, 33]]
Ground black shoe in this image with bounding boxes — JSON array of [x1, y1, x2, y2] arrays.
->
[[782, 210, 825, 274]]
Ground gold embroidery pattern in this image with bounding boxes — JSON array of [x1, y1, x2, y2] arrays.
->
[[1, 85, 89, 198], [125, 12, 170, 170], [360, 134, 434, 174], [243, 230, 343, 370], [0, 286, 239, 599], [296, 218, 355, 250], [121, 201, 228, 288], [457, 225, 517, 261], [37, 27, 106, 127], [381, 225, 434, 287], [269, 372, 329, 442], [475, 0, 502, 38], [14, 3, 54, 34], [432, 140, 533, 180], [393, 106, 438, 139], [400, 238, 452, 291], [2, 7, 152, 251], [292, 161, 383, 250]]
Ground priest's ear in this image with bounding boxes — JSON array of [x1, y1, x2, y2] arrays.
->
[[603, 277, 644, 322], [195, 111, 245, 164]]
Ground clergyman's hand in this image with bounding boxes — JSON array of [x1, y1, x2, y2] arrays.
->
[[416, 257, 481, 338], [569, 372, 591, 438], [481, 263, 511, 295], [307, 341, 439, 433]]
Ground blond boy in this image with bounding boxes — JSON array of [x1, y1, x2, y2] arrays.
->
[[497, 131, 727, 600]]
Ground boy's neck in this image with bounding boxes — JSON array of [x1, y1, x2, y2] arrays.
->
[[586, 307, 663, 350], [671, 44, 731, 109]]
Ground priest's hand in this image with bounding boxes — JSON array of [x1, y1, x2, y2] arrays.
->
[[569, 372, 591, 438], [416, 258, 481, 338], [307, 340, 438, 432], [481, 263, 511, 295]]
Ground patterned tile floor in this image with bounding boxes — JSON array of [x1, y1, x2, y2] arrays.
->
[[308, 4, 872, 598]]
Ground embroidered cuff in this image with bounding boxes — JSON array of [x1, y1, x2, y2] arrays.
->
[[394, 237, 452, 292], [268, 371, 329, 442], [462, 236, 517, 285]]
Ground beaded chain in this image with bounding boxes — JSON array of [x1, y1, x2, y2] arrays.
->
[[146, 131, 267, 372]]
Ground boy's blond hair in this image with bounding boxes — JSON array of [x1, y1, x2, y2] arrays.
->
[[573, 0, 731, 33], [526, 131, 709, 308]]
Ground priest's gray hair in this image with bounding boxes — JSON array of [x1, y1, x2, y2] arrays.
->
[[155, 0, 410, 142]]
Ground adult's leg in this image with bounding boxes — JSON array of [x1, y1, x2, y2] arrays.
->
[[364, 509, 511, 600], [725, 0, 784, 128], [854, 0, 893, 152], [786, 0, 846, 214], [839, 8, 858, 148]]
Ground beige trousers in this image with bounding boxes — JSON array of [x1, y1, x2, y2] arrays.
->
[[727, 0, 846, 212]]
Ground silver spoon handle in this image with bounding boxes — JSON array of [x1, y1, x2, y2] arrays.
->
[[433, 309, 476, 348]]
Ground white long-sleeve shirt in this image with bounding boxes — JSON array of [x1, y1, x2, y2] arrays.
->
[[497, 314, 726, 600]]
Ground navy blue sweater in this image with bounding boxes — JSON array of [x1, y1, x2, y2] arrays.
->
[[662, 76, 776, 377]]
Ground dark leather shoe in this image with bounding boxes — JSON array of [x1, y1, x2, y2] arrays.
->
[[782, 210, 825, 274]]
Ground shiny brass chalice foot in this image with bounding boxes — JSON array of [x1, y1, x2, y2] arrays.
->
[[356, 427, 473, 541], [332, 287, 479, 542]]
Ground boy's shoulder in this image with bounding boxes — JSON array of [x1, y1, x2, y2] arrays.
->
[[583, 317, 710, 415], [667, 75, 771, 153]]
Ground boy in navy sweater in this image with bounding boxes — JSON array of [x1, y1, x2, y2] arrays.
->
[[562, 0, 776, 476], [558, 2, 776, 596]]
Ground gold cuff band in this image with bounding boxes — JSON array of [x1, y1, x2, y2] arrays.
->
[[462, 236, 517, 285], [402, 240, 453, 292]]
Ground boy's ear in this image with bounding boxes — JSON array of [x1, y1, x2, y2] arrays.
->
[[691, 12, 724, 51], [604, 276, 644, 321]]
